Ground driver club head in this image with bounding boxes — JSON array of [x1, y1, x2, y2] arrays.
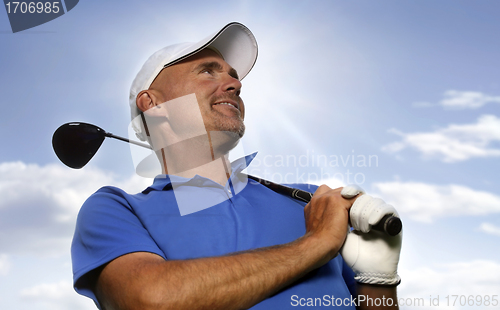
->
[[52, 122, 107, 169]]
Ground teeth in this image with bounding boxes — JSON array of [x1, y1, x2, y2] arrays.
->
[[216, 102, 235, 108]]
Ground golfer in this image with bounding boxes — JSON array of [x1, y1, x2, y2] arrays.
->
[[71, 22, 402, 309]]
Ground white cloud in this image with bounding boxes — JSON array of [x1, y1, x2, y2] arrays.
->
[[283, 176, 346, 196], [316, 177, 345, 189], [399, 260, 500, 309], [479, 222, 500, 237], [440, 90, 500, 109], [0, 161, 151, 256], [19, 281, 94, 310], [372, 181, 500, 223], [0, 254, 10, 276], [20, 281, 73, 300], [382, 114, 500, 162]]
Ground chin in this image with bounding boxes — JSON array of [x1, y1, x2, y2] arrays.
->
[[234, 124, 245, 138], [209, 129, 243, 154], [213, 118, 245, 137]]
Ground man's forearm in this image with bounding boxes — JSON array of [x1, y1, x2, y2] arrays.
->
[[356, 283, 399, 310], [96, 233, 334, 310]]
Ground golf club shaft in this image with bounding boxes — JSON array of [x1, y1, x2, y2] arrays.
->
[[105, 132, 152, 149], [247, 175, 402, 236]]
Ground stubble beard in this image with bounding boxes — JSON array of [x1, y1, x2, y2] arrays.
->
[[214, 116, 245, 138], [205, 111, 245, 155], [207, 103, 246, 138], [208, 94, 245, 138]]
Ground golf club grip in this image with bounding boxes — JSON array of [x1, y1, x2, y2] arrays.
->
[[247, 175, 402, 236], [291, 187, 401, 236]]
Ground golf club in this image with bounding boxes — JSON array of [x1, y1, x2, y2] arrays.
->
[[52, 122, 151, 169], [247, 175, 402, 236], [52, 122, 402, 236]]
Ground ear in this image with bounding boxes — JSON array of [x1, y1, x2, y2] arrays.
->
[[137, 90, 168, 118], [136, 90, 156, 112]]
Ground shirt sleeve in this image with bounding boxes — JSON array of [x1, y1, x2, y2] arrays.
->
[[342, 258, 357, 297], [71, 186, 165, 307]]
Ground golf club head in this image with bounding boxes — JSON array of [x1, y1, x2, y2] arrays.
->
[[52, 122, 107, 169]]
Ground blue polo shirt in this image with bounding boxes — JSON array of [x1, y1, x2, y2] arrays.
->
[[71, 154, 356, 309]]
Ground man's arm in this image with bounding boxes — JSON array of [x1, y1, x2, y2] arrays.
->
[[357, 284, 399, 310], [94, 185, 350, 310], [96, 234, 331, 310]]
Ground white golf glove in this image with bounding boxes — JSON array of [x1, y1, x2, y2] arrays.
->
[[339, 185, 402, 286]]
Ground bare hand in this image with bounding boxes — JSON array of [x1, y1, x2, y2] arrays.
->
[[303, 185, 357, 264]]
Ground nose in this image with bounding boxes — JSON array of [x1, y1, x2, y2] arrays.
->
[[222, 74, 242, 96], [220, 73, 244, 118]]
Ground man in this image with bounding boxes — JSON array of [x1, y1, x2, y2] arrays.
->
[[72, 22, 402, 309]]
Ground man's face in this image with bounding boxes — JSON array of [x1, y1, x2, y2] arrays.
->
[[150, 49, 245, 138]]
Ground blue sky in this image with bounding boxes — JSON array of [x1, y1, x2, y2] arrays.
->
[[1, 1, 499, 309]]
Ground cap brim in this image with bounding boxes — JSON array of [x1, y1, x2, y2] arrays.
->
[[164, 22, 258, 80]]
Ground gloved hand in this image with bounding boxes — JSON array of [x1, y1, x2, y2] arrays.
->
[[340, 185, 402, 286]]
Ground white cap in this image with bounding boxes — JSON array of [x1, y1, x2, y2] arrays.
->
[[129, 22, 258, 140]]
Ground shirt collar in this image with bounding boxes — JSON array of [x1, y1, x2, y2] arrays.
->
[[143, 152, 258, 193]]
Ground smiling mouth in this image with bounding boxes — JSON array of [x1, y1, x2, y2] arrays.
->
[[213, 101, 239, 110]]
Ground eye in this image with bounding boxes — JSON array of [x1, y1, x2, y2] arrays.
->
[[201, 69, 213, 75]]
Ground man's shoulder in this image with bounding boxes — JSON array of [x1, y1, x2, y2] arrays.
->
[[90, 185, 142, 200], [79, 185, 147, 213]]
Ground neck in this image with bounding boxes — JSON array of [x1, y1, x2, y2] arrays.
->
[[156, 133, 236, 186]]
